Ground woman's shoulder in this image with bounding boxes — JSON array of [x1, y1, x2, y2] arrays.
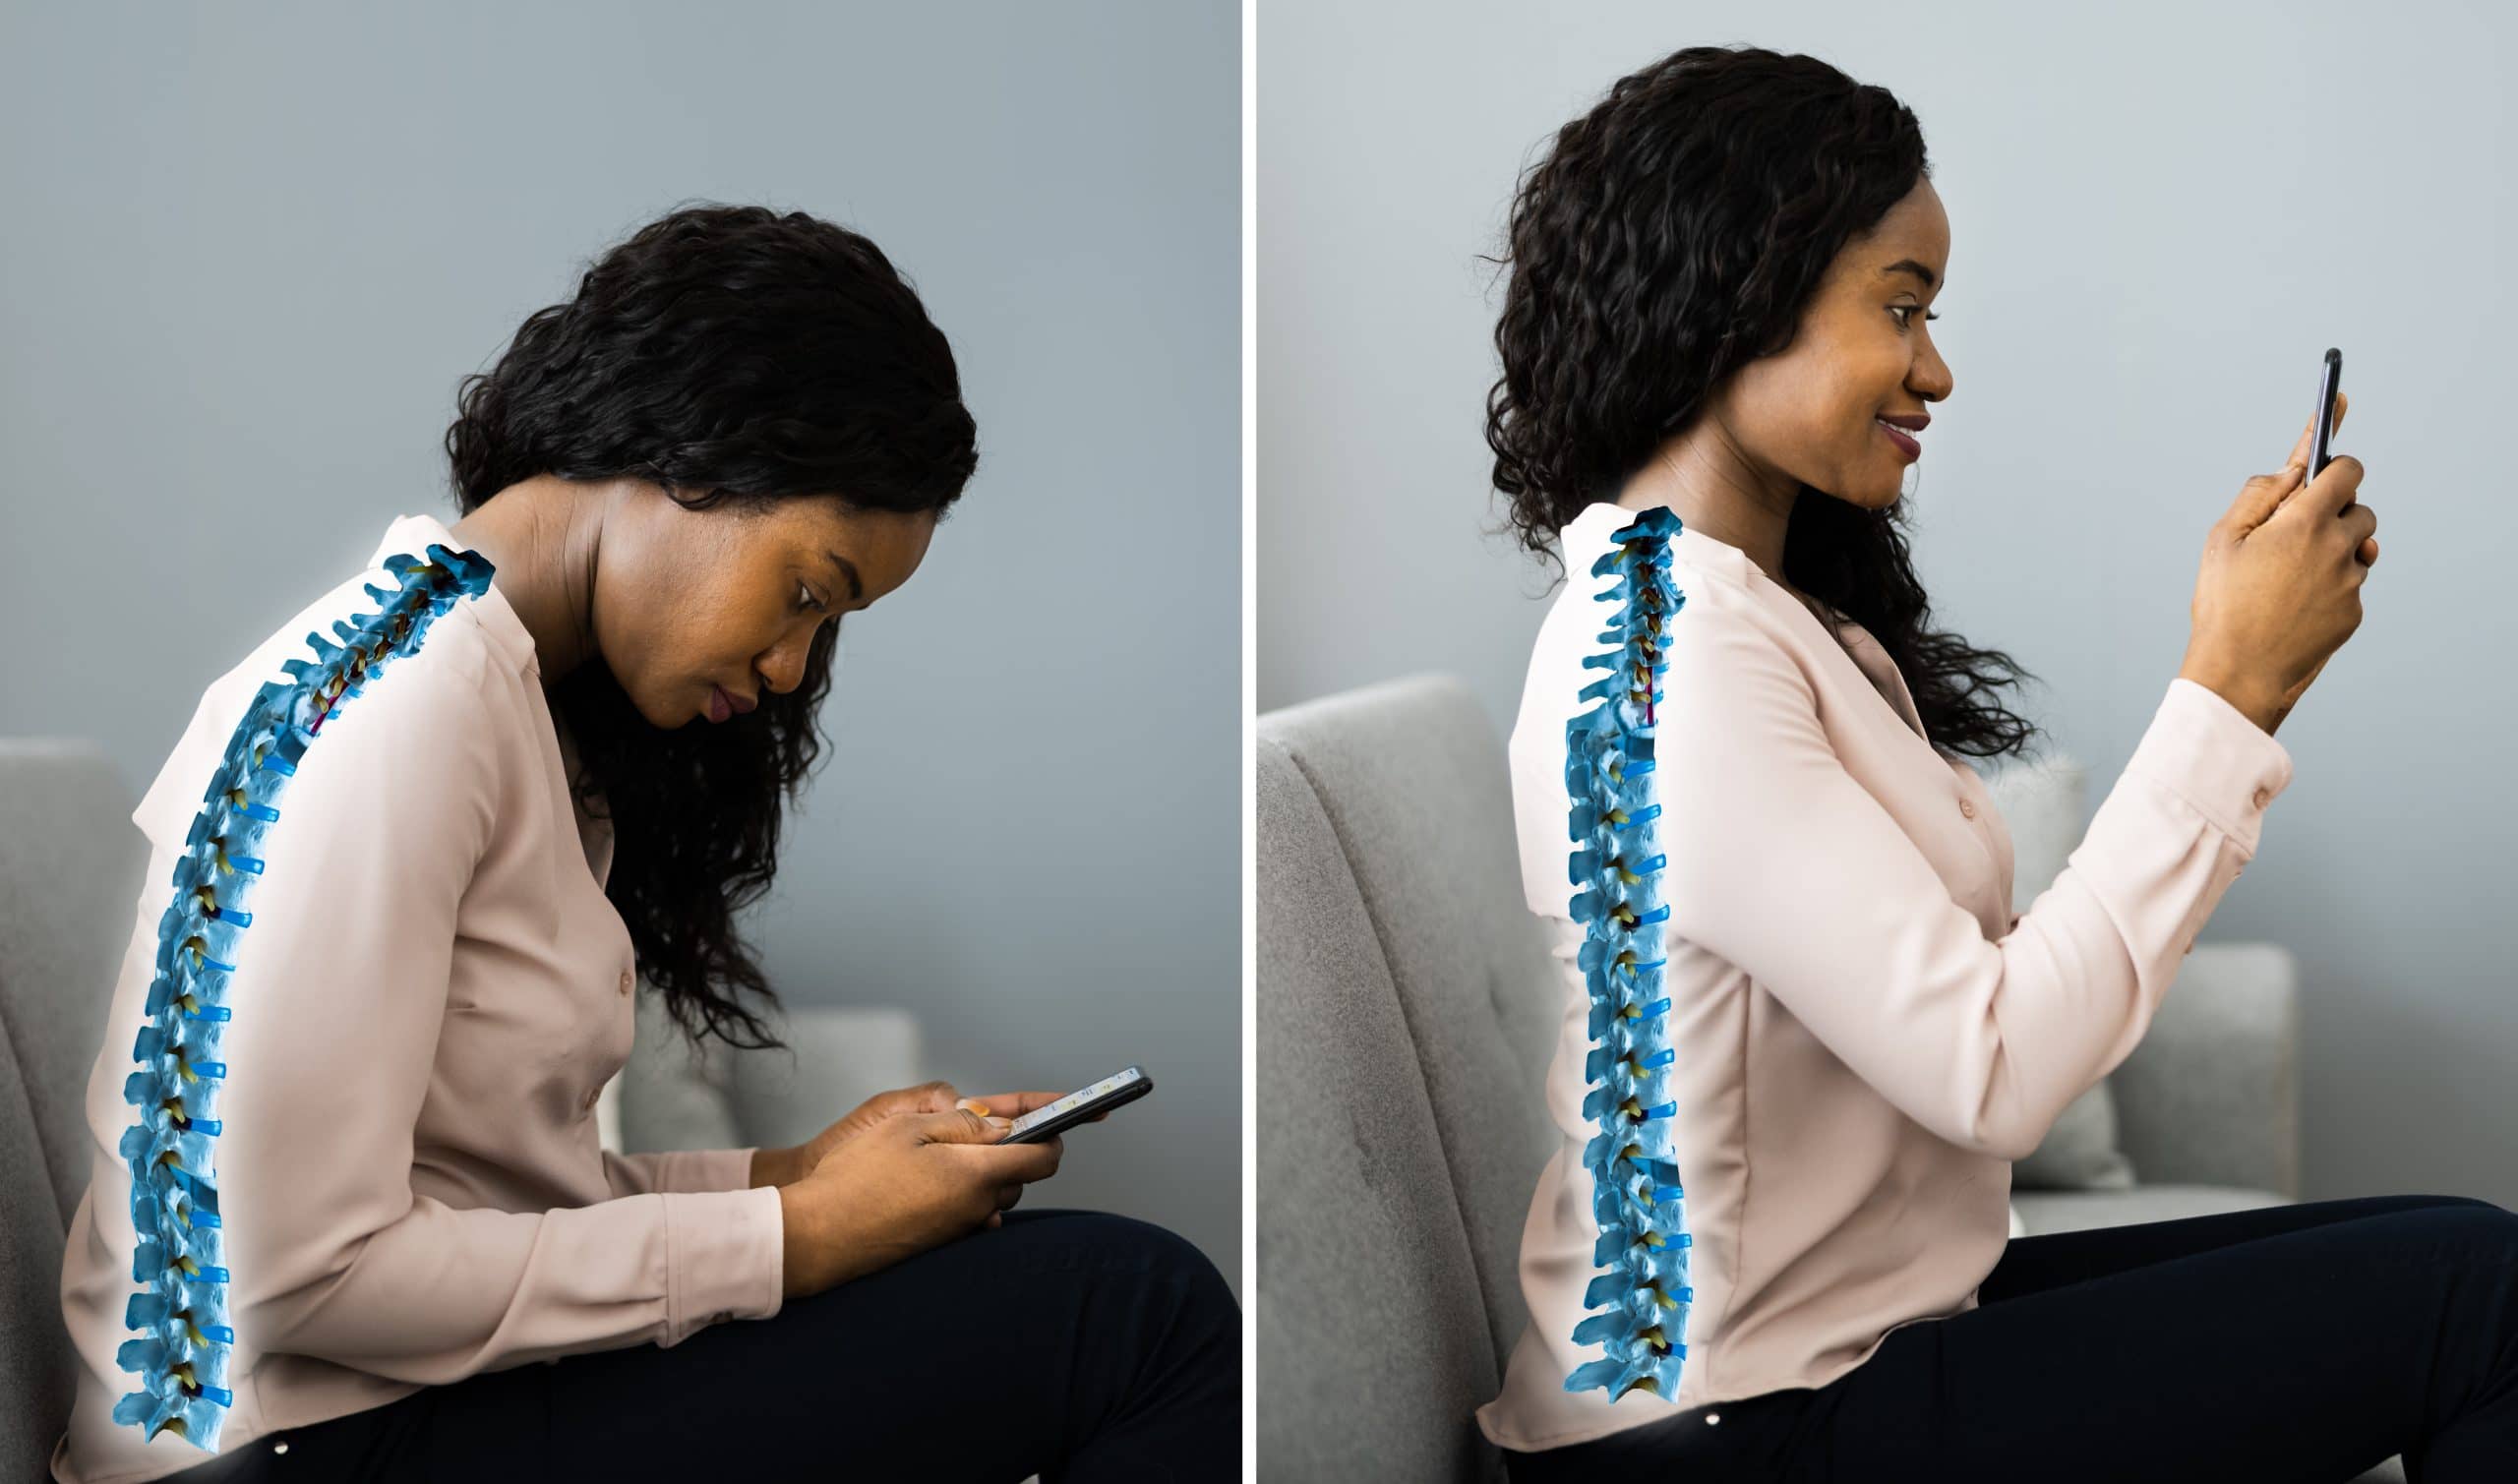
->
[[1511, 537, 1780, 758], [131, 555, 502, 855], [1524, 538, 1792, 695]]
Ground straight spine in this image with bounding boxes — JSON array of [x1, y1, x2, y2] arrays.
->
[[1561, 505, 1693, 1403]]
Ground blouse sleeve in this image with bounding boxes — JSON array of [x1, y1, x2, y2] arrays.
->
[[601, 1147, 764, 1197], [1653, 615, 2293, 1160], [211, 631, 783, 1383]]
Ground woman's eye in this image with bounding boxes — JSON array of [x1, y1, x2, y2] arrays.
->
[[1890, 305, 1940, 329], [797, 581, 826, 615]]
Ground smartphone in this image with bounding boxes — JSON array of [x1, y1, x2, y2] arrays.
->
[[998, 1065, 1153, 1144], [2309, 346, 2343, 479]]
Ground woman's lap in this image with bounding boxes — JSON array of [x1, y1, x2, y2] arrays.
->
[[174, 1207, 1239, 1483], [1506, 1193, 2518, 1484]]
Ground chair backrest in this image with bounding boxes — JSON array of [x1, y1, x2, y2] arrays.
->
[[1257, 673, 1558, 1482], [0, 738, 150, 1479]]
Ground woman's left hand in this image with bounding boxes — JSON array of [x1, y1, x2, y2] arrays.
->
[[774, 1082, 1109, 1187]]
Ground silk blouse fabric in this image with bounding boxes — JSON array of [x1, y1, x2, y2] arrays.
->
[[1473, 500, 2295, 1453], [54, 512, 784, 1483]]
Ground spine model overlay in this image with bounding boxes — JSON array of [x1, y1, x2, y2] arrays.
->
[[112, 541, 495, 1451], [1562, 504, 1693, 1402]]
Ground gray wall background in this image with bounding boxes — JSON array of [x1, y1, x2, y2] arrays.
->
[[1261, 1, 2517, 1210], [0, 1, 1241, 1295]]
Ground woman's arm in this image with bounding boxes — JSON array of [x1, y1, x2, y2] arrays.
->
[[1654, 615, 2292, 1159], [597, 1145, 780, 1196], [210, 640, 782, 1381]]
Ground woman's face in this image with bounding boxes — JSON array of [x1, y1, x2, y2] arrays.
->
[[1709, 176, 1954, 509], [600, 494, 936, 729]]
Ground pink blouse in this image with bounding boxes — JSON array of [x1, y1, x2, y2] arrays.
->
[[1473, 500, 2294, 1453], [54, 512, 785, 1483]]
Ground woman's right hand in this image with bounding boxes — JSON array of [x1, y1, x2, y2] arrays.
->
[[776, 1107, 1063, 1299], [2181, 390, 2377, 738]]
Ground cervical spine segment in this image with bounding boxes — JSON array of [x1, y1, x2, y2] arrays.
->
[[112, 542, 495, 1451], [1562, 505, 1693, 1403]]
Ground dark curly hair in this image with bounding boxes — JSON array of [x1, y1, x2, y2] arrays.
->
[[445, 200, 978, 1053], [1483, 45, 2041, 761]]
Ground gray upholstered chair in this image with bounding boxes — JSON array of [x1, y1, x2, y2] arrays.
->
[[1255, 673, 2405, 1484], [0, 737, 928, 1480]]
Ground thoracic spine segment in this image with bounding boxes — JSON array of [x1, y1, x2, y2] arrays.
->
[[1562, 505, 1693, 1403], [113, 542, 496, 1451]]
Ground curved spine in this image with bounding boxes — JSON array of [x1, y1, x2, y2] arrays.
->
[[111, 542, 495, 1451], [1561, 505, 1693, 1402]]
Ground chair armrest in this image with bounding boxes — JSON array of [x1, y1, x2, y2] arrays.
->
[[2109, 942, 2301, 1200]]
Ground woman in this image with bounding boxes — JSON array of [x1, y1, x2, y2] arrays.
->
[[1471, 45, 2515, 1482], [54, 203, 1237, 1483]]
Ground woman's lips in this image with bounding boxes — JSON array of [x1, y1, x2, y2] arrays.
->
[[1877, 418, 1922, 461], [707, 684, 732, 723]]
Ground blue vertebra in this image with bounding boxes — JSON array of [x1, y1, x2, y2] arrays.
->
[[1560, 505, 1693, 1404], [112, 542, 493, 1451]]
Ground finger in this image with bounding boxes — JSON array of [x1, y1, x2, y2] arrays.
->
[[2343, 501, 2377, 549], [964, 1092, 1066, 1117], [2296, 452, 2365, 521], [2288, 387, 2349, 470], [2230, 462, 2306, 536], [918, 1108, 1014, 1145], [968, 1136, 1063, 1180], [889, 1081, 960, 1115]]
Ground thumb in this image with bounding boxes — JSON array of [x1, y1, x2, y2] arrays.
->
[[919, 1107, 1014, 1145], [2230, 460, 2307, 536]]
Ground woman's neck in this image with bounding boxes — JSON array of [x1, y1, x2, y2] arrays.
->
[[1612, 431, 1797, 584]]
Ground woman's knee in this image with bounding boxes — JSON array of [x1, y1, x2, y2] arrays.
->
[[2425, 1197, 2518, 1228], [2391, 1194, 2513, 1225], [2373, 1196, 2518, 1256], [1018, 1209, 1233, 1298], [2320, 1192, 2506, 1222]]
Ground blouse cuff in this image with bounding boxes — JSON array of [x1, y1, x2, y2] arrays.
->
[[659, 1183, 786, 1346], [2128, 678, 2297, 859]]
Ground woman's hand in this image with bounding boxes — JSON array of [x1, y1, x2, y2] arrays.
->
[[946, 1091, 1112, 1225], [769, 1080, 969, 1189], [768, 1081, 1111, 1216], [777, 1106, 1065, 1299], [2182, 390, 2377, 738]]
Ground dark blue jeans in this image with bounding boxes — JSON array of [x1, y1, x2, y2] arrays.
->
[[162, 1208, 1239, 1483], [1502, 1194, 2518, 1484]]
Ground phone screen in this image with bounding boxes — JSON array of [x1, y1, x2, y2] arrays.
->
[[1002, 1065, 1152, 1144]]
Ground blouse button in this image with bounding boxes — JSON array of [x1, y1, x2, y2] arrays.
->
[[619, 969, 634, 996], [1958, 798, 1976, 819], [1706, 1413, 1722, 1426]]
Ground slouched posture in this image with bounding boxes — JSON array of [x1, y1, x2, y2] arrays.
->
[[55, 513, 791, 1483], [108, 542, 498, 1452]]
